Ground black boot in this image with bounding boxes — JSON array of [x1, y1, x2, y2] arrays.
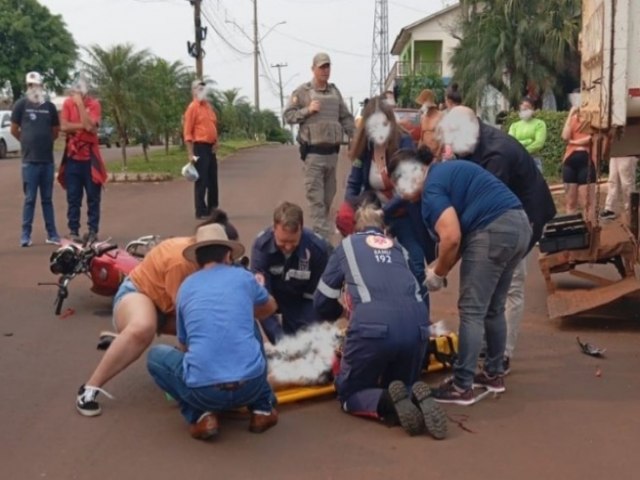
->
[[387, 380, 425, 436], [411, 381, 448, 440]]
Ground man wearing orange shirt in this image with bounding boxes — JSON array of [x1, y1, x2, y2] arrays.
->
[[183, 80, 219, 219]]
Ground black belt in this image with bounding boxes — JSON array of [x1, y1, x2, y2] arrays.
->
[[307, 145, 339, 155], [212, 381, 245, 391]]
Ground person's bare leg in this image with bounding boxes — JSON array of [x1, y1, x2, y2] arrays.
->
[[565, 183, 578, 214], [85, 293, 158, 387], [578, 184, 596, 223]]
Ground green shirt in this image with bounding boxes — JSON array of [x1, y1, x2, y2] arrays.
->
[[508, 118, 547, 155]]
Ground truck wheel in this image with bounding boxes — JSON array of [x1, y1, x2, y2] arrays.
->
[[0, 140, 6, 159]]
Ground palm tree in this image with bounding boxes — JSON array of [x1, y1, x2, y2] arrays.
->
[[452, 0, 580, 108], [215, 88, 250, 138], [83, 44, 151, 165], [143, 58, 194, 155]]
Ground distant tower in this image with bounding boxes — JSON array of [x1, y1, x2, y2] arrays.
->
[[370, 0, 389, 97]]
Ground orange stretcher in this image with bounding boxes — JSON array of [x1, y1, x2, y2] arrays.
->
[[274, 333, 459, 405]]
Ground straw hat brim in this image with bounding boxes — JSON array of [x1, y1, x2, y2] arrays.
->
[[183, 239, 245, 263]]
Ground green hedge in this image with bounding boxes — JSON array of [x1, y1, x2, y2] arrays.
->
[[502, 110, 569, 183]]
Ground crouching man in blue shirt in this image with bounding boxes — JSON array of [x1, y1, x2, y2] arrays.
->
[[147, 223, 279, 441], [251, 201, 331, 344]]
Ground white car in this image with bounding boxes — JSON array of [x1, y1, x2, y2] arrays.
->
[[0, 110, 21, 158]]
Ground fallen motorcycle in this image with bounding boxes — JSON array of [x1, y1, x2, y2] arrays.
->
[[40, 235, 160, 315]]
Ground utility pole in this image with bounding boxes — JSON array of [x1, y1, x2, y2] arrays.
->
[[253, 0, 260, 111], [271, 63, 288, 126], [187, 0, 206, 79]]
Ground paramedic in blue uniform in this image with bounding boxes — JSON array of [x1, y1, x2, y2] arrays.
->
[[251, 201, 330, 344], [314, 205, 446, 438], [388, 150, 531, 406]]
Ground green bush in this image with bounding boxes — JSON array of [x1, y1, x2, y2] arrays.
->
[[502, 110, 569, 183]]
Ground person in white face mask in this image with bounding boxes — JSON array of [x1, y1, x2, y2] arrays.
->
[[10, 71, 62, 247], [416, 89, 443, 159], [437, 105, 557, 373], [508, 97, 547, 172], [340, 96, 436, 297], [59, 71, 108, 244], [183, 79, 219, 219]]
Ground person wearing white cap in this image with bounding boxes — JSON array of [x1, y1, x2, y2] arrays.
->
[[147, 223, 279, 440], [10, 71, 62, 246], [284, 52, 355, 243]]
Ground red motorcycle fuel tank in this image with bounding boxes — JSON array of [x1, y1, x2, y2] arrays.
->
[[89, 248, 140, 296]]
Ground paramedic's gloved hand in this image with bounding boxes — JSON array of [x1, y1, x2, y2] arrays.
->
[[425, 268, 446, 292]]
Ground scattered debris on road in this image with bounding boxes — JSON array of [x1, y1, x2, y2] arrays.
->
[[59, 308, 75, 319], [577, 336, 606, 357]]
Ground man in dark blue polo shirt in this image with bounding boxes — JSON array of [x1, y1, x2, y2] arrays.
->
[[251, 201, 331, 344], [10, 71, 61, 247]]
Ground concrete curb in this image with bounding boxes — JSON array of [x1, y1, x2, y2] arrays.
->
[[107, 142, 276, 184], [108, 172, 174, 183]]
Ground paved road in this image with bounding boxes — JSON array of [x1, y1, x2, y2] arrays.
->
[[1, 145, 639, 479]]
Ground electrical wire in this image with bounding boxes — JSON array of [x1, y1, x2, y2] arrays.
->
[[201, 2, 252, 56], [269, 29, 368, 58]]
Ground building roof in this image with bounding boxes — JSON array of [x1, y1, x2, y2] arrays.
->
[[390, 2, 461, 55]]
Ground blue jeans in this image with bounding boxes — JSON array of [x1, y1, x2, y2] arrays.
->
[[454, 209, 531, 389], [64, 157, 101, 234], [21, 162, 58, 237], [390, 214, 429, 299], [147, 345, 275, 424]]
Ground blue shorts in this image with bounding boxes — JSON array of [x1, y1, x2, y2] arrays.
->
[[112, 277, 167, 332]]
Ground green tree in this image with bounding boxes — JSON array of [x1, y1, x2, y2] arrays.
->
[[83, 44, 151, 165], [0, 0, 77, 99], [143, 58, 194, 155], [215, 88, 249, 138], [397, 73, 446, 108], [452, 0, 581, 108]]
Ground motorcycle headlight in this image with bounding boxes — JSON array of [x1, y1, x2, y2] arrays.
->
[[49, 246, 80, 275]]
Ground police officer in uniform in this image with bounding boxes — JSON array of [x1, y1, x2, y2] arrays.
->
[[284, 53, 356, 243], [313, 205, 447, 439], [251, 201, 331, 344]]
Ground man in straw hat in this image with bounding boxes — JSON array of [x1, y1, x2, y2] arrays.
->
[[147, 223, 279, 440], [76, 211, 239, 418]]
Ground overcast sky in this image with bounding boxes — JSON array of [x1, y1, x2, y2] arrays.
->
[[40, 0, 454, 114]]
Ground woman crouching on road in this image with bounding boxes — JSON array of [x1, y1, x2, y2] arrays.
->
[[76, 210, 241, 417], [315, 204, 447, 439], [388, 149, 531, 405]]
